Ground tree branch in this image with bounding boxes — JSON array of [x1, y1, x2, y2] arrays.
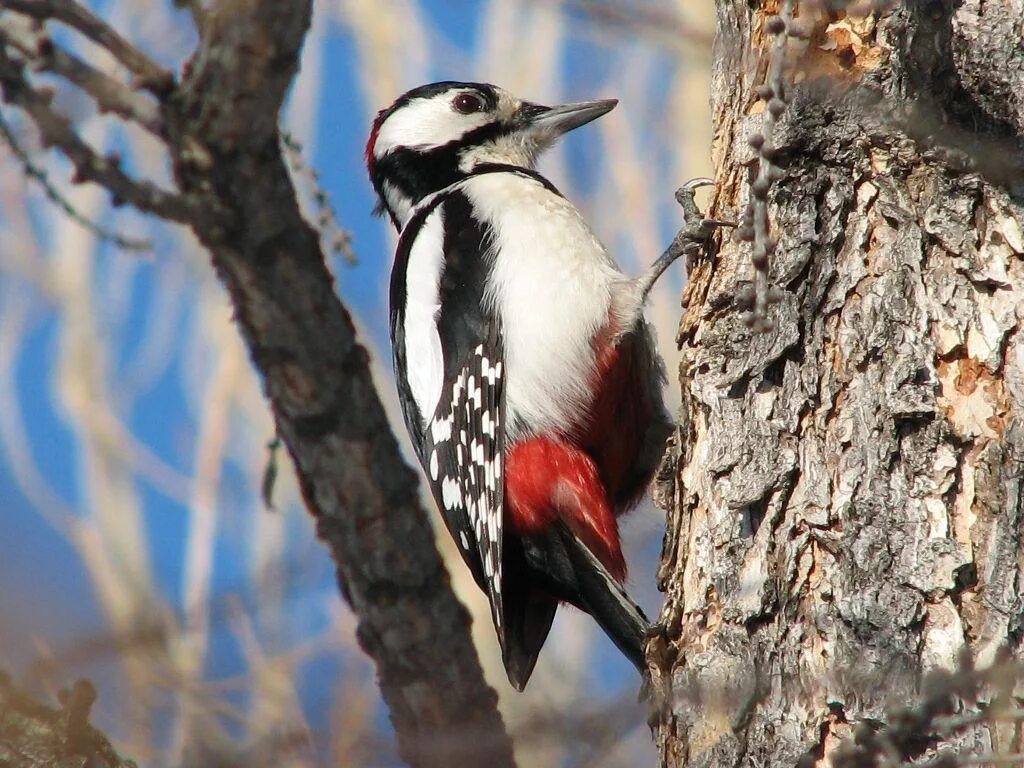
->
[[0, 106, 151, 249], [0, 13, 164, 136], [0, 46, 194, 220], [0, 0, 519, 765], [0, 0, 174, 93]]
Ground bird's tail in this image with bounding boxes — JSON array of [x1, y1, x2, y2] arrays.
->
[[556, 523, 650, 673], [501, 523, 651, 689], [501, 584, 558, 691]]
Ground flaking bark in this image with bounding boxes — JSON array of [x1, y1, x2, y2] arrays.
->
[[654, 2, 1024, 766]]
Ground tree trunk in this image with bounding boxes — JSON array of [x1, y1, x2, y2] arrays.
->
[[653, 2, 1024, 766]]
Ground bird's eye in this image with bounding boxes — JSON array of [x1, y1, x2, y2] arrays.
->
[[452, 92, 486, 115]]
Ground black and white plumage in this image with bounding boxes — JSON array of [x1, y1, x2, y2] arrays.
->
[[368, 81, 673, 689], [391, 184, 508, 640]]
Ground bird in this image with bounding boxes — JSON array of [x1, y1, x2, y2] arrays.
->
[[366, 81, 685, 690]]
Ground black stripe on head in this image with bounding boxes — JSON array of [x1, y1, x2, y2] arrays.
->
[[366, 81, 500, 177], [367, 82, 510, 225]]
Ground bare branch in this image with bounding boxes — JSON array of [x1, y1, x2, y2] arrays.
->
[[0, 14, 164, 136], [281, 129, 356, 264], [0, 45, 193, 221], [0, 0, 174, 93], [0, 108, 151, 250]]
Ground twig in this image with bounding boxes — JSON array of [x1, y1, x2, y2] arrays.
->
[[1, 0, 174, 93], [0, 15, 164, 136], [261, 434, 282, 510], [0, 107, 151, 250], [0, 46, 194, 221], [733, 1, 795, 332], [281, 129, 356, 264]]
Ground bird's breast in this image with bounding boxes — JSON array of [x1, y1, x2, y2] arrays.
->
[[462, 172, 625, 440]]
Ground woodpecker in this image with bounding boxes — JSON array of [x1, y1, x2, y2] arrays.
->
[[367, 81, 680, 690]]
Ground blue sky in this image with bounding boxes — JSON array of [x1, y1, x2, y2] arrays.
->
[[0, 2, 711, 764]]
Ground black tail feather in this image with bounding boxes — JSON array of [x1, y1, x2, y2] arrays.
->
[[557, 524, 650, 673], [501, 523, 651, 688], [501, 585, 558, 691]]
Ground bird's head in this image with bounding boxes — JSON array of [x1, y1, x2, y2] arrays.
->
[[366, 81, 616, 229]]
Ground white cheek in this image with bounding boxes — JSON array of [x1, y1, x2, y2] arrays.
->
[[382, 182, 413, 225], [375, 98, 490, 155]]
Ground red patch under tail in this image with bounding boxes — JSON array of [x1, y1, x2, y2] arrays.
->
[[505, 437, 626, 581]]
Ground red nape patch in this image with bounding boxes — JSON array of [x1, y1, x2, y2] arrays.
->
[[365, 123, 380, 174], [365, 107, 389, 175], [505, 437, 626, 581]]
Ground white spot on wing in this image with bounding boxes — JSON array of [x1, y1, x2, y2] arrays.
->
[[441, 475, 463, 511], [431, 414, 452, 443]]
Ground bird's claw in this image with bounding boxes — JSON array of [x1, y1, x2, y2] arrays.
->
[[672, 179, 734, 277], [675, 178, 733, 243], [639, 178, 733, 298], [681, 176, 715, 192]]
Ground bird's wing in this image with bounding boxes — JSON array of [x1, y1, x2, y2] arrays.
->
[[426, 332, 506, 644], [390, 188, 507, 648]]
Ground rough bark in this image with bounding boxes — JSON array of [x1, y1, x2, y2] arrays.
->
[[0, 2, 515, 766], [654, 2, 1024, 767]]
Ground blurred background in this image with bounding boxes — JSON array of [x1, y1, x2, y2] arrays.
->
[[0, 1, 714, 765]]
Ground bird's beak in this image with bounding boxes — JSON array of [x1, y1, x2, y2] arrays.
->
[[517, 98, 618, 138]]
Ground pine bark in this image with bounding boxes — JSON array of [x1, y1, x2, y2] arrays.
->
[[653, 2, 1024, 766]]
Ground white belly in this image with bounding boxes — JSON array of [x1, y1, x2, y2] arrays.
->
[[463, 172, 625, 440]]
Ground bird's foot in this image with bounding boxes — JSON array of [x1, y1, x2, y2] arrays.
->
[[638, 178, 733, 299], [675, 176, 733, 243]]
